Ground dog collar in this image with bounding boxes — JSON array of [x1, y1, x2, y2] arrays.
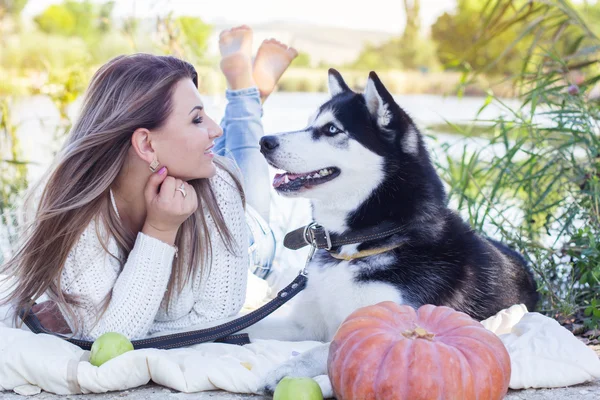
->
[[284, 221, 406, 254], [328, 242, 405, 261]]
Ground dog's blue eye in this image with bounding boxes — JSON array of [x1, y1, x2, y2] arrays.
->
[[325, 124, 340, 136]]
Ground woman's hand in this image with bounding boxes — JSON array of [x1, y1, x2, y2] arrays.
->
[[142, 167, 198, 245]]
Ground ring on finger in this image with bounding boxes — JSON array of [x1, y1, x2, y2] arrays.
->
[[176, 183, 187, 198]]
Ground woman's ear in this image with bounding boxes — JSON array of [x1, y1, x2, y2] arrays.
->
[[131, 128, 156, 164]]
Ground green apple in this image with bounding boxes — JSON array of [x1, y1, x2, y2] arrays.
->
[[89, 332, 134, 367], [273, 377, 324, 400]]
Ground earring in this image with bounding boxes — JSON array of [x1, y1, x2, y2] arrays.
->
[[149, 158, 160, 172]]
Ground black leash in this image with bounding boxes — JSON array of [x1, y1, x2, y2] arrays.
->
[[20, 271, 309, 350]]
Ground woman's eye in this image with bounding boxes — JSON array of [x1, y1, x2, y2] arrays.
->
[[193, 116, 204, 124], [325, 124, 340, 135]]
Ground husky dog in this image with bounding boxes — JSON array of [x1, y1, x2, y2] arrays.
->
[[249, 69, 538, 392]]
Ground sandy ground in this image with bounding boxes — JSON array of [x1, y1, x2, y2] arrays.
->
[[1, 381, 600, 400]]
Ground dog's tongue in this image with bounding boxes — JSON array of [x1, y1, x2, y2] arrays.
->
[[273, 173, 285, 188], [273, 172, 305, 188]]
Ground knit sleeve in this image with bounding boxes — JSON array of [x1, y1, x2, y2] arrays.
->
[[149, 167, 248, 333], [60, 219, 176, 340]]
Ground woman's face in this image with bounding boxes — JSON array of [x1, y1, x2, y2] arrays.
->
[[152, 78, 222, 181]]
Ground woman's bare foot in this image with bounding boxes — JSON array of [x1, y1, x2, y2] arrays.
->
[[219, 25, 255, 90], [253, 39, 298, 102]]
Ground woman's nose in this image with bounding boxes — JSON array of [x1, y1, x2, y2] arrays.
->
[[209, 122, 223, 138]]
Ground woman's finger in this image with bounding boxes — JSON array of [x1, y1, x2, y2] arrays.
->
[[160, 176, 177, 199], [144, 166, 168, 202]]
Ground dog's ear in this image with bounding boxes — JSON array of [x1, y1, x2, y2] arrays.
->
[[328, 68, 351, 97], [364, 72, 420, 154], [363, 71, 396, 128]]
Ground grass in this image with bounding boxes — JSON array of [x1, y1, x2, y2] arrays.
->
[[425, 123, 498, 138], [431, 0, 600, 331]]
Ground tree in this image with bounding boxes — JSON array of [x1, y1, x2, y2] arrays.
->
[[430, 0, 594, 76], [34, 0, 114, 43], [578, 0, 600, 37], [430, 0, 534, 75], [63, 0, 99, 42], [0, 0, 29, 33], [293, 52, 311, 67], [397, 0, 421, 69], [34, 4, 76, 36], [97, 1, 115, 33], [121, 16, 139, 49], [352, 41, 403, 70], [176, 16, 212, 60], [351, 0, 437, 70], [0, 0, 28, 16]]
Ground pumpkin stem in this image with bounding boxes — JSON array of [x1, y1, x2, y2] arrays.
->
[[402, 326, 435, 341]]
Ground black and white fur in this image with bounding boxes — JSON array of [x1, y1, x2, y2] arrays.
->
[[248, 69, 538, 393]]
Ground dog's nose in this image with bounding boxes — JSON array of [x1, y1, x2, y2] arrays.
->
[[260, 136, 279, 154]]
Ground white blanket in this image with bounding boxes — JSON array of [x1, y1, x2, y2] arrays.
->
[[1, 304, 599, 397]]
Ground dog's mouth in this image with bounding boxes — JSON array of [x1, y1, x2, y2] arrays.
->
[[273, 167, 341, 192]]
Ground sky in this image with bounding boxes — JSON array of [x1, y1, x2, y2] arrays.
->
[[23, 0, 458, 33]]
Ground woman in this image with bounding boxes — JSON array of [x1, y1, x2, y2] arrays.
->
[[0, 26, 297, 340]]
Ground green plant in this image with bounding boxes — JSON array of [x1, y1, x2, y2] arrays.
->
[[34, 4, 76, 36], [0, 98, 28, 211], [33, 0, 116, 45], [584, 298, 600, 329], [176, 16, 212, 61], [153, 13, 213, 65], [0, 31, 90, 70], [435, 0, 600, 328], [0, 0, 29, 16], [0, 97, 29, 264], [292, 52, 312, 68]]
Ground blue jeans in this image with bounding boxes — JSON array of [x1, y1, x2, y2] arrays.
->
[[214, 87, 270, 222]]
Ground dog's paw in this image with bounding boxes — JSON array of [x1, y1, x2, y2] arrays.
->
[[259, 362, 294, 395], [259, 370, 334, 398], [258, 344, 330, 395], [259, 380, 277, 396]]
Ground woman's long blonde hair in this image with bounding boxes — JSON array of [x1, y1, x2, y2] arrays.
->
[[0, 54, 244, 333]]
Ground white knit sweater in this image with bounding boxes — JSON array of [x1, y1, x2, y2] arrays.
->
[[58, 168, 248, 340]]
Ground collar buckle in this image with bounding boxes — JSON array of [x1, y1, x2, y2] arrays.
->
[[303, 222, 332, 251]]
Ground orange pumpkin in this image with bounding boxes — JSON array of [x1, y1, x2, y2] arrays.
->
[[327, 302, 511, 400]]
